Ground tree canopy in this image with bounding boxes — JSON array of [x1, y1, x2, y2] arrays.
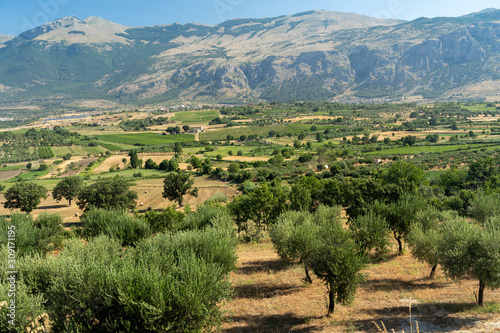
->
[[77, 177, 138, 211], [52, 176, 84, 205], [162, 171, 198, 207], [4, 181, 48, 213]]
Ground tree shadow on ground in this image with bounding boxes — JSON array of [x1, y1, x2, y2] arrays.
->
[[137, 208, 162, 214], [37, 204, 67, 209], [237, 259, 292, 275], [364, 278, 451, 292], [62, 221, 83, 229], [233, 282, 302, 300], [368, 252, 399, 264], [351, 302, 484, 332], [221, 313, 321, 333]]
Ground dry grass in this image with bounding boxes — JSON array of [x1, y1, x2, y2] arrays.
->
[[220, 240, 500, 333], [92, 155, 130, 174]]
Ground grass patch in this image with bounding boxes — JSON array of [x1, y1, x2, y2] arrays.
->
[[88, 168, 163, 180], [364, 144, 490, 155], [84, 147, 106, 155], [96, 133, 195, 146], [0, 164, 23, 171], [5, 169, 51, 182], [96, 141, 123, 151], [172, 110, 220, 124], [200, 123, 329, 141]]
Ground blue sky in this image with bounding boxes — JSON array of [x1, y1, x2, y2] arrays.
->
[[0, 0, 498, 35]]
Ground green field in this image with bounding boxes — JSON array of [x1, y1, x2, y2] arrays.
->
[[52, 145, 106, 157], [364, 143, 495, 155], [462, 106, 497, 112], [200, 123, 330, 141], [172, 110, 220, 124], [97, 133, 195, 146], [88, 169, 163, 180], [0, 164, 23, 171], [95, 141, 124, 151], [5, 169, 51, 183]]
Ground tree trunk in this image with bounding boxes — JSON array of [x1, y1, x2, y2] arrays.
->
[[429, 263, 437, 278], [393, 231, 404, 255], [69, 199, 72, 205], [328, 288, 335, 314], [478, 280, 485, 305], [304, 266, 312, 284], [396, 237, 403, 255]]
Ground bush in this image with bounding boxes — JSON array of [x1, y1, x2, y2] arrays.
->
[[0, 213, 66, 257], [81, 207, 151, 246], [143, 204, 185, 234], [0, 275, 47, 333], [205, 191, 228, 204], [348, 211, 390, 257], [181, 204, 233, 231], [40, 232, 235, 332], [298, 154, 313, 163]]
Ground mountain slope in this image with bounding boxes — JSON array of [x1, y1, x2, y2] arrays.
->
[[0, 34, 13, 45], [1, 9, 500, 104]]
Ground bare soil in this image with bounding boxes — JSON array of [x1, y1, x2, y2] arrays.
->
[[0, 169, 23, 181], [41, 157, 96, 179], [93, 155, 129, 174]]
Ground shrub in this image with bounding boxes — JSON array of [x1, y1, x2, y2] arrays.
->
[[205, 191, 228, 204], [143, 204, 185, 234], [81, 207, 151, 246], [0, 213, 66, 257], [180, 204, 233, 231], [0, 274, 47, 333], [40, 232, 235, 332], [348, 211, 390, 257]]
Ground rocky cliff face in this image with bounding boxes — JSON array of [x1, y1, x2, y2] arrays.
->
[[1, 9, 500, 104]]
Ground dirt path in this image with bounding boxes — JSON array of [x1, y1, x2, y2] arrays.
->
[[220, 240, 500, 332]]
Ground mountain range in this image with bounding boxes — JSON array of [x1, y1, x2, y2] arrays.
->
[[1, 9, 500, 106]]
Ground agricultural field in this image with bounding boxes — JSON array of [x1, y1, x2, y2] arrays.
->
[[96, 133, 195, 146], [1, 101, 500, 332], [200, 123, 330, 141], [172, 109, 220, 124]]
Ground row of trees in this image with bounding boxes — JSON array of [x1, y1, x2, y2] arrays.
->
[[268, 193, 500, 312], [3, 170, 198, 213]]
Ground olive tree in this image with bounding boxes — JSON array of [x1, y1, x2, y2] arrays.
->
[[270, 206, 366, 314], [467, 190, 500, 225], [348, 211, 390, 257], [269, 210, 319, 283], [407, 208, 448, 278], [371, 193, 427, 255], [438, 216, 500, 305], [309, 207, 366, 314]]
